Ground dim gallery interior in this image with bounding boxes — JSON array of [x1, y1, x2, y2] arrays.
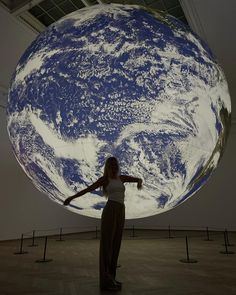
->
[[0, 0, 235, 294]]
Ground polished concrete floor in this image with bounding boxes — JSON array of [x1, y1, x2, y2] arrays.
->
[[0, 229, 236, 295]]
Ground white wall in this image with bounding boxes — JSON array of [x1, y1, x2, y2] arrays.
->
[[0, 6, 35, 88], [0, 1, 236, 241], [181, 0, 236, 115]]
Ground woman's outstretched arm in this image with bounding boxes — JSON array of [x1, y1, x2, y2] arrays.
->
[[120, 175, 143, 190], [63, 176, 105, 206]]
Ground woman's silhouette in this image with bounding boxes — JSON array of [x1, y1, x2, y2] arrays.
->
[[64, 156, 143, 291]]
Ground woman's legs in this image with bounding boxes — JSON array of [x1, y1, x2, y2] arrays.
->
[[110, 204, 125, 280], [99, 201, 116, 287], [99, 201, 125, 288]]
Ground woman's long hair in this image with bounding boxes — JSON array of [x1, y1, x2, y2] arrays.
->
[[102, 156, 120, 197]]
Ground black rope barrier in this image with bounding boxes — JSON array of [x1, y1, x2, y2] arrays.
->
[[18, 226, 233, 242], [123, 227, 225, 241], [12, 225, 235, 264], [19, 225, 236, 239]]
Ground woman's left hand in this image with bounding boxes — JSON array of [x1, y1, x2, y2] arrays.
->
[[137, 178, 143, 190]]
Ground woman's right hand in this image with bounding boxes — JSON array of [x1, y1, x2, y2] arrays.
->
[[63, 196, 74, 206]]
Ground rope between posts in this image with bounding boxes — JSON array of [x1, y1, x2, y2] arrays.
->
[[19, 225, 236, 240]]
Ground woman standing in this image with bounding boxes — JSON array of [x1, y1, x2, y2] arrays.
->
[[64, 156, 143, 291]]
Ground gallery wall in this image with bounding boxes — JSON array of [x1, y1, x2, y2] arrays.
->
[[0, 1, 236, 241]]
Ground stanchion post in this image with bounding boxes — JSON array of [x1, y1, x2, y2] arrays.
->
[[225, 229, 234, 247], [56, 227, 65, 242], [14, 234, 28, 255], [220, 231, 234, 255], [130, 224, 137, 237], [166, 224, 174, 239], [35, 236, 53, 263], [28, 230, 38, 247], [180, 236, 198, 263], [204, 227, 213, 241], [93, 226, 99, 239]]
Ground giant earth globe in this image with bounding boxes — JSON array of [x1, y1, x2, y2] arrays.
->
[[7, 4, 231, 219]]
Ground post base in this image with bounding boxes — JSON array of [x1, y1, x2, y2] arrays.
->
[[14, 251, 28, 255], [35, 259, 53, 263], [219, 251, 234, 254], [180, 258, 198, 263]]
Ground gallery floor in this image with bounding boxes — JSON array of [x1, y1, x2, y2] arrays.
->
[[0, 229, 236, 295]]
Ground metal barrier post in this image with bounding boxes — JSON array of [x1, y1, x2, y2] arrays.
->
[[130, 225, 137, 237], [56, 227, 65, 242], [14, 234, 28, 255], [225, 229, 234, 247], [166, 224, 174, 239], [28, 230, 38, 247], [220, 231, 234, 255], [36, 236, 53, 263], [204, 227, 213, 241], [180, 236, 198, 263]]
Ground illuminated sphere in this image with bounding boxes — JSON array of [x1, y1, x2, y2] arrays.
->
[[7, 4, 231, 219]]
